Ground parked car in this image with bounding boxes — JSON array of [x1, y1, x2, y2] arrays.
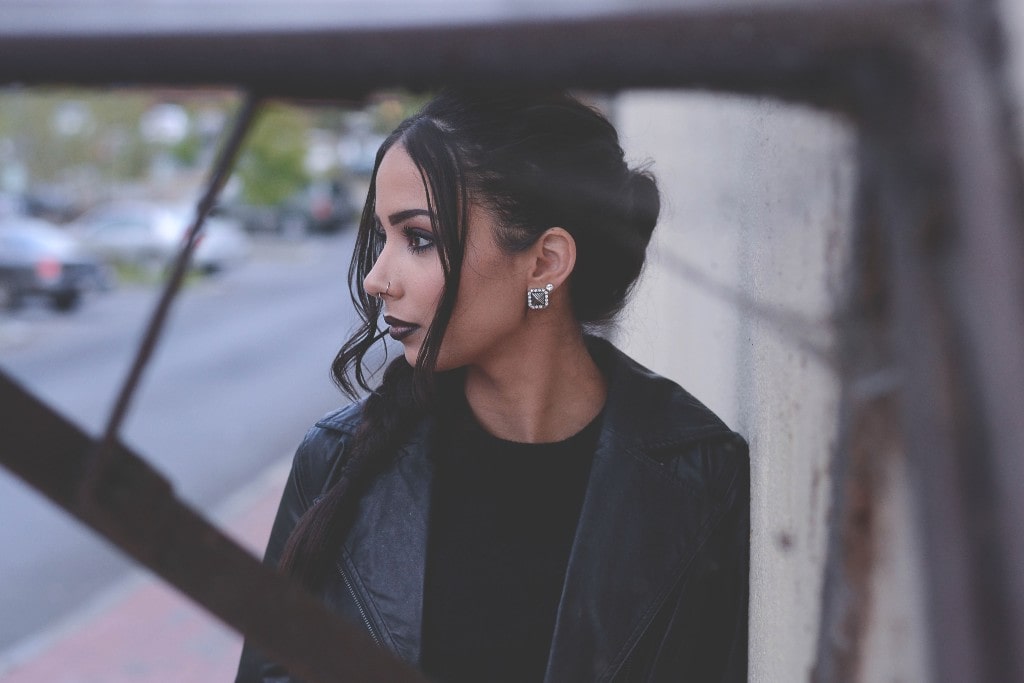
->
[[214, 179, 357, 238], [23, 184, 82, 224], [300, 179, 358, 234], [0, 217, 112, 312], [70, 201, 251, 274], [0, 192, 26, 220]]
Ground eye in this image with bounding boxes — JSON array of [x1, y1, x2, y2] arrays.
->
[[369, 220, 386, 259], [403, 227, 435, 254]]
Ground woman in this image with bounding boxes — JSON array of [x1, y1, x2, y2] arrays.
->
[[237, 91, 749, 682]]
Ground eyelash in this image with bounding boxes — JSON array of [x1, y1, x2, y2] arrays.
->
[[374, 223, 435, 255], [403, 226, 435, 254]]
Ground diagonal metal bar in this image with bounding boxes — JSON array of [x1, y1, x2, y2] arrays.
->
[[91, 93, 262, 478], [0, 370, 427, 683]]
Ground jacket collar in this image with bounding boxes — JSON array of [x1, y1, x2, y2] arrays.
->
[[341, 337, 736, 676], [585, 335, 734, 450], [542, 337, 737, 681]]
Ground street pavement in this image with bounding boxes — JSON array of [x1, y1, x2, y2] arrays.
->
[[0, 455, 290, 682], [0, 232, 355, 652]]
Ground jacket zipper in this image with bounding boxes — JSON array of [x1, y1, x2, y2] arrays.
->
[[337, 563, 383, 647]]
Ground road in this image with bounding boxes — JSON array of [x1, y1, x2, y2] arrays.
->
[[0, 232, 372, 652]]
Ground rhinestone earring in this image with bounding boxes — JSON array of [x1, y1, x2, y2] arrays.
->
[[527, 283, 554, 310]]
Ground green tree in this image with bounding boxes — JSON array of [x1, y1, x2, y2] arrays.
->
[[236, 103, 311, 206], [0, 89, 152, 183]]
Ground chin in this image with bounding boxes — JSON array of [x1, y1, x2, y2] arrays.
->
[[402, 337, 472, 372], [403, 344, 422, 367]]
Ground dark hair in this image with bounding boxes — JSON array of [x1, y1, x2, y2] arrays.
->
[[280, 91, 660, 588]]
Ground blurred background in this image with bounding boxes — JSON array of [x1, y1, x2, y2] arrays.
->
[[0, 89, 426, 680]]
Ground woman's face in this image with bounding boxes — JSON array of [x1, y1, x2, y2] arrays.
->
[[364, 144, 533, 370]]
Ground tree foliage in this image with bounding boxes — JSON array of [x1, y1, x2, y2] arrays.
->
[[235, 103, 311, 206]]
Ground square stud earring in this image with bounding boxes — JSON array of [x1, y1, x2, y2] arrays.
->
[[527, 283, 554, 310]]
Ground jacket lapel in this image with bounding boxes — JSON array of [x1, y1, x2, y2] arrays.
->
[[543, 426, 725, 682], [544, 338, 736, 682], [340, 420, 434, 664]]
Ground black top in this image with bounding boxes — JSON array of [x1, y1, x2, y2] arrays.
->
[[420, 398, 602, 683]]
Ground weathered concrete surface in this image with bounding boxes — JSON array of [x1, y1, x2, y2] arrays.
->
[[1001, 0, 1024, 147], [614, 90, 931, 681]]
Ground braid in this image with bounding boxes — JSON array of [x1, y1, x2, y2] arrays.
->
[[280, 357, 421, 589]]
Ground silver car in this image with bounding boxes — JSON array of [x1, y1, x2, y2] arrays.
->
[[0, 217, 112, 311], [71, 201, 251, 274]]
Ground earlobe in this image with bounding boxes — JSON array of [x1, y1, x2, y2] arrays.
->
[[529, 227, 576, 291]]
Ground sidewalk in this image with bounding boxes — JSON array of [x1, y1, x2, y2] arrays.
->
[[0, 458, 290, 683]]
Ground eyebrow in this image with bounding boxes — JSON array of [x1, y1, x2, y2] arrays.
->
[[387, 209, 432, 225]]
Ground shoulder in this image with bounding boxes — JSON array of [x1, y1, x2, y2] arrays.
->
[[659, 432, 749, 508], [288, 401, 366, 505], [313, 400, 365, 434], [590, 336, 749, 496]]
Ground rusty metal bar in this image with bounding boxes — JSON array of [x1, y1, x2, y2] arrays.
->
[[845, 25, 1024, 680], [871, 6, 1024, 680], [92, 93, 262, 476], [808, 7, 1024, 673], [921, 13, 1024, 659], [811, 139, 897, 682], [0, 371, 427, 683], [0, 2, 933, 104], [875, 123, 995, 683]]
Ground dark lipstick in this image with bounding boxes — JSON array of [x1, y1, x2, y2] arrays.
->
[[384, 315, 419, 341]]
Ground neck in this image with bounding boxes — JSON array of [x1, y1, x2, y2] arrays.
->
[[462, 323, 607, 444]]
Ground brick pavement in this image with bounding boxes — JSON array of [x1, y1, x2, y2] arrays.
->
[[0, 458, 289, 683]]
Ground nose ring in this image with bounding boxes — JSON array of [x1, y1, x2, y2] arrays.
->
[[385, 281, 391, 296]]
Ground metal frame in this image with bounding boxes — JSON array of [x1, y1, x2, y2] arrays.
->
[[2, 1, 1023, 680]]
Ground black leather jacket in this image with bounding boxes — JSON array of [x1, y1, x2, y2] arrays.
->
[[237, 338, 749, 682]]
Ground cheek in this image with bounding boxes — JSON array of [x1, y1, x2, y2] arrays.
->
[[449, 267, 524, 338], [408, 261, 445, 310], [433, 231, 526, 367]]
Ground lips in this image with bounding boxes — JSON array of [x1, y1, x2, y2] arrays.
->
[[384, 315, 420, 341]]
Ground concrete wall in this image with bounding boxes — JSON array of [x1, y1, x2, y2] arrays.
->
[[612, 91, 929, 681], [1002, 0, 1024, 147]]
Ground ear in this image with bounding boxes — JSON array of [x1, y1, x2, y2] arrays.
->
[[527, 227, 576, 290]]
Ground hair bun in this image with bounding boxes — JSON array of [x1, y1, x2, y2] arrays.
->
[[627, 169, 660, 247]]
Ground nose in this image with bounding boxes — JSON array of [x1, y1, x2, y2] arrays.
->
[[363, 249, 394, 300]]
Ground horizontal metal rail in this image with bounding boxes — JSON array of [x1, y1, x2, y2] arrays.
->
[[0, 2, 932, 104]]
